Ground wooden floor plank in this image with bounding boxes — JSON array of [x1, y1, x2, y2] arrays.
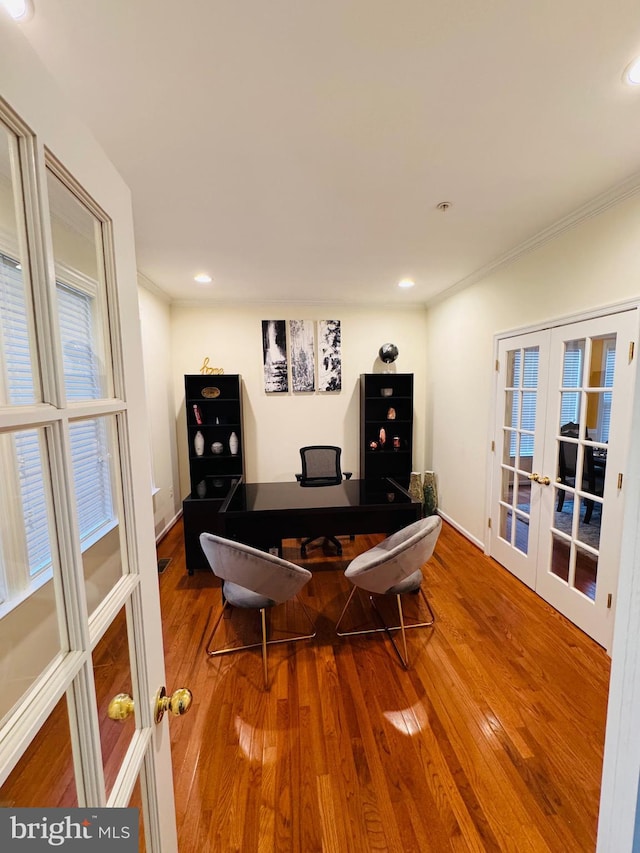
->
[[158, 519, 610, 852]]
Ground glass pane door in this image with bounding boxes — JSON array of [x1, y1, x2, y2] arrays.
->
[[490, 331, 549, 588], [537, 313, 638, 648]]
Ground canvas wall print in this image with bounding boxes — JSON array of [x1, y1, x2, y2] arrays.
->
[[262, 320, 289, 392], [289, 320, 315, 392], [318, 319, 341, 391]]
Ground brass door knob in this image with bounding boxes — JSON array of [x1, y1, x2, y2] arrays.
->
[[108, 693, 135, 721], [539, 476, 551, 485], [527, 473, 540, 482], [155, 686, 193, 724]]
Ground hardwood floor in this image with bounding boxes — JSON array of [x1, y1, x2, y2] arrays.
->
[[158, 518, 610, 853]]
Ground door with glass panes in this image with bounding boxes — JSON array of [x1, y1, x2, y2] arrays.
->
[[490, 311, 638, 649], [0, 85, 183, 849]]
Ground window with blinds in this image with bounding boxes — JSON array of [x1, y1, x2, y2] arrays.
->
[[0, 250, 113, 591], [600, 345, 615, 443], [560, 344, 583, 428], [509, 347, 539, 459]]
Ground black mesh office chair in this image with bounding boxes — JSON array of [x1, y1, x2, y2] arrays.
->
[[296, 445, 352, 556]]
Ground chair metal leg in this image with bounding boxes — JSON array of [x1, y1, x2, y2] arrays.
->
[[205, 595, 316, 690], [335, 586, 435, 668], [335, 587, 359, 636], [205, 598, 230, 655], [397, 594, 408, 668], [261, 607, 268, 690]]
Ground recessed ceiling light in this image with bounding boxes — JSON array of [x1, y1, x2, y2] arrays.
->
[[398, 279, 415, 289], [194, 273, 212, 284], [624, 57, 640, 85], [1, 0, 32, 20]]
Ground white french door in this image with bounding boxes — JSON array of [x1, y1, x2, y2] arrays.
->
[[490, 309, 638, 649], [0, 69, 180, 850]]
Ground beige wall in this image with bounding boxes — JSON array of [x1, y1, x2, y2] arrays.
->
[[138, 282, 182, 538], [427, 190, 640, 545], [170, 303, 428, 496]]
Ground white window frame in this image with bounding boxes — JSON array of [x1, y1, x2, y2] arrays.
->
[[0, 245, 115, 615]]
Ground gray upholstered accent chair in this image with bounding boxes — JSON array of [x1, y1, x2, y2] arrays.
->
[[199, 532, 316, 689], [335, 515, 442, 668]]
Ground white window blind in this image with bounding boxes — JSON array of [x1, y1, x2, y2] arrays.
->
[[0, 252, 113, 587], [58, 283, 101, 400], [510, 347, 539, 458], [600, 345, 615, 443], [0, 253, 35, 404], [560, 346, 582, 427]]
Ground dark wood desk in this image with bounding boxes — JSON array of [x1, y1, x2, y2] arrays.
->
[[182, 477, 422, 574]]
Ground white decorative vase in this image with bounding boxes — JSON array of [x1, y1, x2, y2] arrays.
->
[[229, 431, 239, 456], [194, 430, 205, 457]]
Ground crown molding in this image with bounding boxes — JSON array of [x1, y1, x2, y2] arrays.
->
[[428, 170, 640, 307], [136, 271, 171, 303]]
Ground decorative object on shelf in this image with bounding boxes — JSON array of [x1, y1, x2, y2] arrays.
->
[[196, 479, 207, 498], [289, 319, 315, 392], [368, 440, 379, 451], [193, 404, 203, 424], [229, 431, 239, 456], [211, 441, 223, 455], [408, 472, 424, 504], [378, 342, 399, 364], [423, 471, 438, 516], [318, 319, 342, 391], [199, 357, 224, 375], [201, 386, 220, 399], [212, 479, 224, 489], [386, 492, 396, 502], [379, 427, 386, 447], [194, 431, 205, 457], [262, 319, 289, 393], [361, 373, 414, 486]]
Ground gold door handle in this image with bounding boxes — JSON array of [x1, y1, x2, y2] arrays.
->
[[528, 473, 540, 482], [108, 687, 193, 724], [539, 476, 551, 485], [155, 686, 193, 724], [108, 693, 135, 721]]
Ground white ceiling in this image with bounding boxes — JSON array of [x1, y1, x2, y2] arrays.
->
[[16, 0, 640, 305]]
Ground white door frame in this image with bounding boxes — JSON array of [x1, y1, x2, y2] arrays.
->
[[0, 20, 177, 851]]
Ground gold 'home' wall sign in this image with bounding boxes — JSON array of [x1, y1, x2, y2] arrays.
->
[[199, 357, 224, 375]]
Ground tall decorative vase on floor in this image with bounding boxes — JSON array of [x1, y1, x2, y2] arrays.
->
[[423, 470, 438, 515], [194, 430, 205, 457], [408, 472, 424, 504], [229, 431, 239, 456]]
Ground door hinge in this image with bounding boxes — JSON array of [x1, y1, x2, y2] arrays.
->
[[488, 517, 492, 529], [607, 593, 613, 609], [618, 472, 623, 490], [491, 440, 495, 452], [629, 341, 635, 362], [495, 359, 500, 372]]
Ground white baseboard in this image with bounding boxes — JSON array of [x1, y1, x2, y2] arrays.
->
[[436, 509, 485, 551], [155, 509, 183, 544]]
